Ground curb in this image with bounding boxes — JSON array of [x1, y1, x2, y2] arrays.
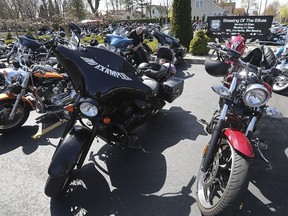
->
[[184, 54, 206, 64]]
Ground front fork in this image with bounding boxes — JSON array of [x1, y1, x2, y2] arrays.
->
[[201, 105, 228, 172], [8, 73, 29, 120]]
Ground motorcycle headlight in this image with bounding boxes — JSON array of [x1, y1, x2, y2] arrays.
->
[[242, 84, 270, 107], [79, 102, 99, 117]]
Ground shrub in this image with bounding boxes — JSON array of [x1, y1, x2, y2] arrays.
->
[[145, 39, 158, 53], [189, 30, 210, 56], [6, 32, 13, 40]]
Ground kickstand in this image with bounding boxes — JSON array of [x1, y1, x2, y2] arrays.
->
[[31, 119, 67, 139]]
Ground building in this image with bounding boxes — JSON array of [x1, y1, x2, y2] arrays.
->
[[191, 0, 226, 22], [145, 5, 168, 19]]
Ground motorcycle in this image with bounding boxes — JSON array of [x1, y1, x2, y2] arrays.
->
[[0, 36, 76, 133], [152, 30, 186, 64], [272, 43, 288, 93], [44, 23, 184, 197], [196, 46, 282, 215], [102, 33, 152, 67]]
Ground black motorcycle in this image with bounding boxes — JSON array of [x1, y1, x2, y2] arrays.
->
[[152, 30, 186, 64], [44, 23, 184, 197]]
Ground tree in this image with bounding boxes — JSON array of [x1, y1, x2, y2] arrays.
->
[[279, 4, 288, 23], [87, 0, 101, 16], [171, 0, 193, 48], [68, 0, 86, 20], [242, 0, 258, 15], [264, 1, 280, 16]]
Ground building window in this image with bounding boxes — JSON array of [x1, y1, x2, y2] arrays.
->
[[152, 9, 155, 14], [196, 0, 204, 8], [202, 13, 207, 21], [213, 12, 222, 16]]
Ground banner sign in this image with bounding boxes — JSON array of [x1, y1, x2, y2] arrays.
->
[[207, 16, 273, 40]]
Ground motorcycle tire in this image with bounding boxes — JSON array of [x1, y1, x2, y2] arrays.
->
[[272, 75, 288, 93], [0, 99, 30, 133], [196, 138, 250, 216], [44, 174, 71, 197], [7, 52, 17, 65]]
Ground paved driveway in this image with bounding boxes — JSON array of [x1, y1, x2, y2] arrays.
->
[[0, 61, 287, 216]]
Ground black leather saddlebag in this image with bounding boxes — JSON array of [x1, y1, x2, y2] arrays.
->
[[160, 77, 184, 103]]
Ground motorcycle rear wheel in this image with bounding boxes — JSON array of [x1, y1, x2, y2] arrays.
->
[[0, 100, 30, 133], [272, 75, 288, 93], [197, 138, 250, 216]]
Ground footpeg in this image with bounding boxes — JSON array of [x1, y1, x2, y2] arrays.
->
[[252, 138, 269, 163], [253, 138, 268, 149]]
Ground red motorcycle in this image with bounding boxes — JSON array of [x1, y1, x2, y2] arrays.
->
[[196, 47, 282, 215]]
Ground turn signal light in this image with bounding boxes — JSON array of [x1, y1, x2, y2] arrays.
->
[[202, 144, 209, 157], [103, 117, 111, 124], [65, 104, 75, 113]]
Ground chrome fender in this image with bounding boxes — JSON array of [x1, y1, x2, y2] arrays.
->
[[48, 125, 92, 177], [223, 128, 254, 158]]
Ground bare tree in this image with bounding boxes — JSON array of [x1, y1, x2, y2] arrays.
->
[[87, 0, 101, 16], [242, 0, 258, 15]]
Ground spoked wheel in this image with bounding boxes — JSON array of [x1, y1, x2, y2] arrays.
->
[[272, 75, 288, 93], [0, 100, 30, 133], [197, 139, 250, 216], [7, 52, 17, 65]]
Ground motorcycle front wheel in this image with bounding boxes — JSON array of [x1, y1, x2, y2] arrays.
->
[[272, 75, 288, 93], [0, 99, 30, 133], [45, 174, 71, 197], [197, 138, 250, 216]]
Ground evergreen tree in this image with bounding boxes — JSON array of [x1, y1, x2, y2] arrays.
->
[[171, 0, 193, 48]]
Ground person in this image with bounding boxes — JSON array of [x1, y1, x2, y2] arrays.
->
[[127, 26, 148, 66], [193, 19, 204, 31]]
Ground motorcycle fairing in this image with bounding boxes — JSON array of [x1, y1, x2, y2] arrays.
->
[[223, 128, 254, 157], [19, 35, 41, 51], [48, 125, 91, 177], [105, 34, 132, 51], [54, 46, 153, 101], [153, 31, 181, 48]]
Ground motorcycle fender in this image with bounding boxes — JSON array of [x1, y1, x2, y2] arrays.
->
[[223, 128, 254, 158], [0, 93, 34, 109], [48, 125, 92, 178]]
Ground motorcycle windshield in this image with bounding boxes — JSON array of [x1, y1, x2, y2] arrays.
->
[[106, 34, 132, 49], [54, 46, 152, 100], [154, 31, 181, 48]]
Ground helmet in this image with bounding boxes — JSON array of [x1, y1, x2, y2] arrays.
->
[[163, 63, 176, 75], [90, 39, 99, 46], [204, 58, 229, 77]]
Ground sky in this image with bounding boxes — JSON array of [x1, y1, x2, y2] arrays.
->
[[97, 0, 287, 13], [98, 0, 163, 12]]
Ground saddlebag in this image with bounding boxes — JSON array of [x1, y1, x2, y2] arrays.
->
[[159, 77, 184, 103]]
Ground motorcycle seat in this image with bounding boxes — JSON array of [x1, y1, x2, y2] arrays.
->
[[137, 62, 168, 82]]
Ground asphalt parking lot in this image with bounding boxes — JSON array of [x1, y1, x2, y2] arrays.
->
[[0, 58, 288, 216]]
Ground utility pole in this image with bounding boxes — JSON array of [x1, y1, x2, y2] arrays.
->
[[259, 0, 262, 15]]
